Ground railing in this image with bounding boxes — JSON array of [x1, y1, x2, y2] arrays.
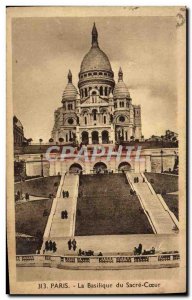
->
[[125, 173, 157, 234], [141, 172, 179, 231], [16, 253, 180, 269], [43, 174, 65, 241], [157, 194, 179, 230]]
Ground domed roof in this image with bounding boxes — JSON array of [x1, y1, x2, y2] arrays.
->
[[113, 68, 130, 99], [62, 70, 78, 102], [80, 47, 112, 73], [80, 23, 112, 73]]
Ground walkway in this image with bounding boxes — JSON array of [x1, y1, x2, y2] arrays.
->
[[49, 173, 79, 238], [126, 173, 177, 234]]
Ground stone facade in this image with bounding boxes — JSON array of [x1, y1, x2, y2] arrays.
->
[[52, 24, 142, 144]]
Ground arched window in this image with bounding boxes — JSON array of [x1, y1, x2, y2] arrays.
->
[[105, 87, 108, 96], [93, 109, 97, 121], [66, 134, 68, 142], [92, 91, 97, 103], [122, 102, 124, 107], [104, 116, 106, 124], [85, 88, 88, 97], [82, 89, 84, 98], [100, 86, 103, 96], [85, 116, 87, 125]]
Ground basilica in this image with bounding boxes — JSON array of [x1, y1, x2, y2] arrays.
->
[[52, 23, 142, 145]]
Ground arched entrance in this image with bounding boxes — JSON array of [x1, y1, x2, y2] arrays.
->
[[102, 130, 109, 144], [93, 162, 107, 172], [92, 131, 99, 144], [69, 163, 82, 174], [82, 131, 88, 145], [118, 162, 131, 172]]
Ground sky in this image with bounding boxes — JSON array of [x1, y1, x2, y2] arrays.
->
[[12, 16, 178, 142]]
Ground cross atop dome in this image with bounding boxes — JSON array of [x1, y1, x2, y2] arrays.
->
[[92, 23, 98, 47], [118, 67, 123, 82], [68, 69, 72, 83]]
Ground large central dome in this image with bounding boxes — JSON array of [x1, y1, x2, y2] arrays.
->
[[80, 46, 112, 73], [80, 23, 112, 73]]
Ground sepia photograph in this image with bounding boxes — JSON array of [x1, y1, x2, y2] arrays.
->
[[6, 6, 186, 294]]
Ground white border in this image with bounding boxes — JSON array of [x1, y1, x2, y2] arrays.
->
[[1, 0, 191, 298]]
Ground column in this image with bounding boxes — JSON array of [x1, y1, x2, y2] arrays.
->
[[99, 133, 102, 144], [76, 126, 80, 144], [88, 132, 92, 145], [110, 124, 115, 144]]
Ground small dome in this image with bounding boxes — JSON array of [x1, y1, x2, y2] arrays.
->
[[80, 23, 112, 73], [113, 67, 130, 99], [62, 70, 78, 102]]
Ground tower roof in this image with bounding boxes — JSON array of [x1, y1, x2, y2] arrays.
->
[[62, 70, 78, 102], [113, 68, 130, 99], [80, 23, 112, 73]]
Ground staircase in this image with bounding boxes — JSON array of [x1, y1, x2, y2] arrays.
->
[[126, 172, 177, 234], [75, 173, 153, 235], [49, 173, 79, 238]]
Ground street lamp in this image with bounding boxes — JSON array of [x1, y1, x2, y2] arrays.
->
[[160, 149, 164, 173], [40, 154, 44, 177]]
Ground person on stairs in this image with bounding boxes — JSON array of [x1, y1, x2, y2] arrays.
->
[[72, 239, 77, 251], [68, 239, 72, 250]]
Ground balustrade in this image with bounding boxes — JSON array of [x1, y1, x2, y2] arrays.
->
[[16, 253, 180, 268]]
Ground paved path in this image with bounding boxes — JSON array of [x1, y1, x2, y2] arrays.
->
[[126, 173, 177, 234], [49, 174, 79, 238]]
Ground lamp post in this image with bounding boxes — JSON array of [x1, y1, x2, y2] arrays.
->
[[40, 154, 44, 177], [160, 149, 164, 173]]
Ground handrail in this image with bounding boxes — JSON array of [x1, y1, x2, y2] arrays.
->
[[125, 173, 157, 234], [43, 174, 65, 241], [142, 172, 179, 230], [157, 194, 179, 230]]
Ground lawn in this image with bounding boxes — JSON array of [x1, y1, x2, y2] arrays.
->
[[15, 199, 53, 254], [145, 172, 179, 220], [145, 172, 178, 194], [162, 194, 179, 220], [14, 175, 61, 198], [15, 199, 53, 237]]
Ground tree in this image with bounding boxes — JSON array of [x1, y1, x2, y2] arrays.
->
[[27, 138, 33, 145], [172, 136, 177, 142], [49, 138, 54, 143]]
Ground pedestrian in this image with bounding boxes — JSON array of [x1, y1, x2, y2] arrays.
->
[[72, 239, 77, 251], [68, 239, 72, 250], [143, 177, 145, 182], [73, 242, 77, 251], [45, 240, 49, 251], [49, 240, 53, 251], [62, 190, 65, 198], [52, 241, 56, 252], [138, 243, 142, 255], [65, 210, 68, 219], [66, 191, 69, 198]]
